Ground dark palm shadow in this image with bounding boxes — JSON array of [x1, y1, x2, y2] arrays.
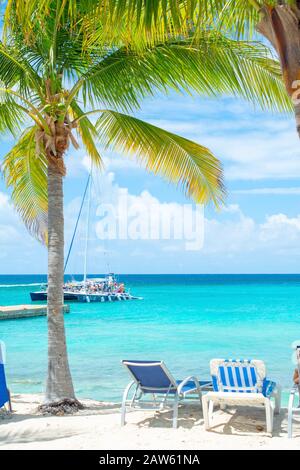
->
[[0, 428, 81, 445], [0, 399, 122, 446], [135, 404, 203, 429]]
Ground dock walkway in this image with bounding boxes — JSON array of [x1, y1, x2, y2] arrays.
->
[[0, 304, 70, 320]]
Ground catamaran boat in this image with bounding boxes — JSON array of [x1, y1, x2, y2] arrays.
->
[[30, 273, 141, 302], [30, 172, 142, 303]]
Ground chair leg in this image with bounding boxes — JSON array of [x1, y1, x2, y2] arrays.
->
[[265, 401, 274, 435], [202, 395, 210, 430], [172, 395, 179, 429], [197, 388, 202, 408], [8, 390, 12, 413], [121, 381, 135, 426], [274, 386, 281, 415], [121, 400, 127, 426], [271, 402, 274, 431], [208, 399, 214, 422], [288, 391, 296, 439]]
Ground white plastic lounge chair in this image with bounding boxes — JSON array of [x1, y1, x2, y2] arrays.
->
[[121, 360, 212, 428], [288, 345, 300, 438], [0, 342, 12, 412], [202, 359, 281, 435]]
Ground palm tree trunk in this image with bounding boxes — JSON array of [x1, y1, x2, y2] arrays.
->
[[44, 164, 77, 407], [295, 102, 300, 139], [257, 3, 300, 138]]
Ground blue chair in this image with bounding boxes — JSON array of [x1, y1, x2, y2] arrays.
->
[[121, 360, 212, 428], [0, 342, 11, 412], [202, 359, 281, 435]]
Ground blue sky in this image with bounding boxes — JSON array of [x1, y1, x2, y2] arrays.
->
[[1, 90, 300, 274]]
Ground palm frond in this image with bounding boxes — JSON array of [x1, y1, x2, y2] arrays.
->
[[212, 0, 262, 39], [2, 0, 264, 48], [0, 0, 294, 244], [4, 0, 199, 47], [1, 127, 48, 244], [96, 109, 225, 207], [77, 34, 291, 113], [0, 43, 43, 97], [0, 94, 27, 135], [69, 100, 103, 166]]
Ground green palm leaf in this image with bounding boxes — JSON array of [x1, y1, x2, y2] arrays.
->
[[0, 43, 43, 97], [74, 34, 291, 113], [96, 109, 225, 206], [2, 127, 48, 244], [4, 0, 197, 46], [69, 100, 103, 166], [0, 0, 293, 245], [0, 95, 27, 135]]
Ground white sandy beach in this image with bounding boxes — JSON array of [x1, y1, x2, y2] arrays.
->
[[0, 394, 299, 450]]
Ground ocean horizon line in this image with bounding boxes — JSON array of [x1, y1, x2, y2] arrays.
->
[[1, 273, 300, 276]]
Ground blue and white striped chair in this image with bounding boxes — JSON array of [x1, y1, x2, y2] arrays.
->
[[202, 359, 281, 435], [0, 342, 11, 412], [121, 360, 212, 428]]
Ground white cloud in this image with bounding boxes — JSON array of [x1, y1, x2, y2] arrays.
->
[[152, 122, 300, 182], [1, 173, 300, 274], [233, 187, 300, 195], [63, 171, 205, 272], [259, 214, 300, 247], [2, 92, 300, 273], [62, 172, 300, 275], [0, 191, 47, 273], [0, 193, 22, 242], [203, 205, 300, 257], [204, 205, 256, 254], [0, 224, 21, 243], [64, 92, 300, 185], [135, 94, 300, 182]]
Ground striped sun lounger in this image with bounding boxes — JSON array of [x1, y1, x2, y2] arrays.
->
[[202, 359, 281, 435], [121, 360, 212, 428]]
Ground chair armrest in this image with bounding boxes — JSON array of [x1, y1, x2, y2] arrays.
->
[[262, 378, 278, 397], [177, 376, 200, 395], [122, 380, 136, 404]]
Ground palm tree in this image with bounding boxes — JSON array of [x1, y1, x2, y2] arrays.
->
[[222, 0, 300, 139], [200, 0, 300, 138], [1, 0, 290, 411], [61, 0, 298, 139]]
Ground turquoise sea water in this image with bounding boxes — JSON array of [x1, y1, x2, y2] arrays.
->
[[0, 274, 299, 405]]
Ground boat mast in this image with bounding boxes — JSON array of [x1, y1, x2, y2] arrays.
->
[[83, 167, 92, 289], [64, 173, 91, 274]]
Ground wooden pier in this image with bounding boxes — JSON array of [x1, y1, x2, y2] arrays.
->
[[0, 304, 70, 320]]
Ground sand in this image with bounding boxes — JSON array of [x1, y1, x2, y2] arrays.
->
[[0, 394, 299, 450]]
